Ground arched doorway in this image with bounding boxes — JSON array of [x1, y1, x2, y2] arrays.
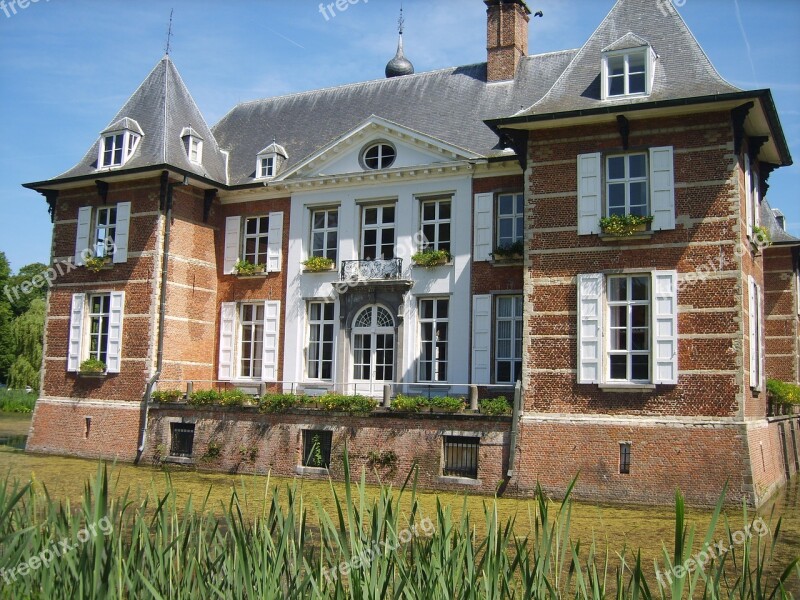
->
[[351, 304, 395, 394]]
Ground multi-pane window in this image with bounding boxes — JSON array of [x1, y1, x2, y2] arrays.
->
[[94, 206, 117, 258], [243, 216, 270, 265], [186, 137, 202, 163], [260, 156, 275, 178], [311, 208, 338, 262], [420, 198, 451, 253], [619, 442, 631, 474], [87, 293, 111, 364], [606, 154, 648, 217], [607, 275, 650, 383], [496, 193, 524, 249], [443, 436, 479, 479], [170, 423, 195, 458], [302, 429, 332, 468], [495, 296, 523, 384], [418, 299, 449, 382], [307, 302, 335, 380], [362, 143, 396, 170], [101, 131, 139, 167], [361, 205, 395, 260], [607, 50, 646, 97], [239, 303, 264, 379]]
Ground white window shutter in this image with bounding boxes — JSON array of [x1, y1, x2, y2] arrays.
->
[[218, 302, 237, 381], [577, 153, 602, 235], [113, 202, 131, 264], [67, 293, 85, 372], [744, 154, 753, 238], [75, 206, 93, 266], [473, 193, 493, 262], [748, 275, 757, 389], [267, 212, 283, 272], [262, 301, 280, 382], [471, 294, 492, 384], [756, 282, 764, 391], [649, 146, 675, 231], [577, 273, 603, 384], [106, 291, 125, 373], [652, 271, 678, 385], [223, 216, 241, 275]]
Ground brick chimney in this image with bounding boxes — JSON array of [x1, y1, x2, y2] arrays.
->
[[485, 0, 531, 82]]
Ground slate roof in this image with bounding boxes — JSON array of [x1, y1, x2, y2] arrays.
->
[[212, 50, 577, 186], [57, 57, 228, 184], [761, 200, 800, 246], [515, 0, 740, 117]]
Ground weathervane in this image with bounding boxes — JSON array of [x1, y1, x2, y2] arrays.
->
[[165, 9, 174, 56], [398, 2, 404, 35]]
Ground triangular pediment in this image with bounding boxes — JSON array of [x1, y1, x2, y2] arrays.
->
[[279, 116, 480, 181]]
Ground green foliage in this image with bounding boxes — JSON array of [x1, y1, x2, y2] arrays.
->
[[5, 262, 49, 316], [752, 225, 772, 248], [479, 396, 512, 415], [302, 256, 335, 271], [258, 393, 307, 413], [767, 379, 800, 405], [307, 433, 325, 467], [151, 389, 183, 403], [317, 393, 377, 414], [187, 389, 221, 406], [238, 445, 258, 462], [491, 240, 525, 259], [0, 460, 797, 598], [8, 298, 45, 392], [79, 358, 106, 374], [0, 389, 36, 413], [428, 395, 465, 412], [84, 256, 110, 272], [233, 259, 265, 275], [599, 214, 654, 236], [367, 449, 398, 473], [202, 440, 222, 461], [219, 388, 248, 407], [411, 248, 452, 267], [391, 394, 465, 413]]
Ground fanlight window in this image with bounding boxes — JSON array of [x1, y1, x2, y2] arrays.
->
[[353, 306, 395, 329]]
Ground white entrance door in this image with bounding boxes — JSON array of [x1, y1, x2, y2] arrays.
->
[[351, 305, 395, 395]]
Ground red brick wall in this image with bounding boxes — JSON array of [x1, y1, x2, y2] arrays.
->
[[764, 246, 800, 383]]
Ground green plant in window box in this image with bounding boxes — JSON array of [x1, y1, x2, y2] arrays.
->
[[187, 389, 221, 406], [151, 389, 183, 403], [428, 395, 465, 413], [411, 248, 451, 267], [79, 359, 106, 374], [479, 396, 512, 416], [599, 214, 654, 237], [301, 256, 335, 272], [233, 259, 265, 276], [752, 225, 772, 249], [767, 379, 800, 414], [490, 240, 525, 260], [219, 389, 247, 407], [84, 256, 111, 273]]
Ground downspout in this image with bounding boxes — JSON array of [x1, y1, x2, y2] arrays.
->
[[135, 175, 176, 463]]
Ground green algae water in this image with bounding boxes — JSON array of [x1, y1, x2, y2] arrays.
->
[[1, 413, 797, 596]]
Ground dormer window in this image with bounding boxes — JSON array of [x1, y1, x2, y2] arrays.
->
[[98, 118, 142, 169], [181, 127, 204, 164], [255, 140, 288, 180], [601, 37, 656, 100]]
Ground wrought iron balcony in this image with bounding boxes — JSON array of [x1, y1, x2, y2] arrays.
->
[[340, 258, 403, 281]]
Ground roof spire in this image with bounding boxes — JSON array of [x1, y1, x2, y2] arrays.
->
[[385, 2, 414, 78], [164, 9, 174, 56]]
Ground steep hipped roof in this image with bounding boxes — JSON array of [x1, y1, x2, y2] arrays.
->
[[761, 200, 800, 246], [57, 57, 227, 183], [514, 0, 740, 117], [212, 50, 577, 185]]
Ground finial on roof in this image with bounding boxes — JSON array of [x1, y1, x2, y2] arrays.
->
[[165, 9, 174, 56], [385, 3, 414, 78]]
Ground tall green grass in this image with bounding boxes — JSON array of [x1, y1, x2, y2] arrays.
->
[[0, 389, 36, 413], [0, 452, 797, 599]]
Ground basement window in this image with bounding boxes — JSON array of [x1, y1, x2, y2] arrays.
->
[[443, 436, 479, 479], [619, 442, 631, 474], [302, 429, 332, 468], [170, 423, 195, 458]]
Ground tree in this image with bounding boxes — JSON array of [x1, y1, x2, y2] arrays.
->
[[6, 261, 49, 317], [0, 251, 12, 384], [9, 298, 45, 392]]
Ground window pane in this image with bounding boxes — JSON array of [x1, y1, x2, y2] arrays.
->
[[382, 206, 395, 224], [609, 76, 624, 96], [439, 201, 451, 220], [609, 278, 627, 302], [498, 195, 513, 215], [423, 202, 436, 221], [313, 211, 325, 229], [629, 154, 647, 178], [631, 355, 650, 380], [631, 277, 649, 301], [437, 299, 449, 319], [628, 52, 646, 73], [364, 208, 377, 225], [629, 73, 645, 94], [246, 218, 258, 234], [608, 156, 625, 180], [609, 355, 627, 380], [609, 55, 625, 75]]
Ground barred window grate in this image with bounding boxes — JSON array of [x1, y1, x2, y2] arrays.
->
[[303, 430, 332, 468], [619, 442, 631, 474], [443, 436, 479, 479], [170, 423, 195, 458]]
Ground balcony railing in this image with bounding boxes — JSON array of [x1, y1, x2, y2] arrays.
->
[[340, 258, 403, 281]]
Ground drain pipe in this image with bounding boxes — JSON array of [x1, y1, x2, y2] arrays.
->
[[135, 174, 178, 463], [506, 380, 522, 478]]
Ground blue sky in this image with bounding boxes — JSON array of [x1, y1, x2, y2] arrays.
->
[[0, 0, 798, 272]]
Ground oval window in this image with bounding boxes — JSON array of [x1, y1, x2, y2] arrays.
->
[[362, 142, 396, 170]]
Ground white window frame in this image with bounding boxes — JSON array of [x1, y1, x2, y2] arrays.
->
[[238, 302, 265, 380], [259, 156, 275, 179], [87, 293, 112, 365], [494, 295, 523, 384], [606, 275, 651, 384], [744, 152, 761, 240], [605, 153, 649, 218], [94, 206, 117, 259], [361, 142, 396, 170], [749, 276, 764, 392], [419, 197, 452, 253], [601, 47, 653, 100], [185, 136, 203, 164], [496, 192, 524, 250], [418, 298, 449, 383], [99, 130, 140, 168], [242, 215, 270, 266], [310, 207, 339, 262], [361, 204, 396, 260], [218, 300, 280, 382], [307, 301, 336, 381], [67, 291, 124, 373]]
